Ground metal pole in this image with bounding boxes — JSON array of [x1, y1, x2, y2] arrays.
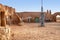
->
[[40, 0, 45, 27]]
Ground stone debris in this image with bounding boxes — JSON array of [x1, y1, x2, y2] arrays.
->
[[0, 27, 11, 40]]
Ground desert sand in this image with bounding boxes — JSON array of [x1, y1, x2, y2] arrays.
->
[[10, 22, 60, 40]]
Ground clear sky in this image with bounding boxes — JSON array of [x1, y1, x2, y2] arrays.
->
[[0, 0, 60, 14]]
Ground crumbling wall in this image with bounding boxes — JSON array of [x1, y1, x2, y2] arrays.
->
[[0, 4, 11, 40], [12, 13, 22, 25]]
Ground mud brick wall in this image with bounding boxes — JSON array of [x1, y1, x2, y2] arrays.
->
[[16, 11, 53, 22]]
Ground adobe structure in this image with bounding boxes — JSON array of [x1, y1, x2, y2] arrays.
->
[[0, 4, 22, 40], [16, 10, 60, 23], [16, 10, 53, 22], [0, 4, 11, 40], [0, 4, 22, 26]]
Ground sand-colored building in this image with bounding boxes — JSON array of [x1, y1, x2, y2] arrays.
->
[[0, 4, 22, 25], [16, 10, 53, 22], [16, 10, 60, 23]]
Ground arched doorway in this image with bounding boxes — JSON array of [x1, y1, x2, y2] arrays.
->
[[56, 15, 60, 22], [53, 12, 60, 22]]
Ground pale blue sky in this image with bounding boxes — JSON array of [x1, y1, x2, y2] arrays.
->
[[0, 0, 60, 14]]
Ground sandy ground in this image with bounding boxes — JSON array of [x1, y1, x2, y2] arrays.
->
[[10, 22, 60, 40]]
